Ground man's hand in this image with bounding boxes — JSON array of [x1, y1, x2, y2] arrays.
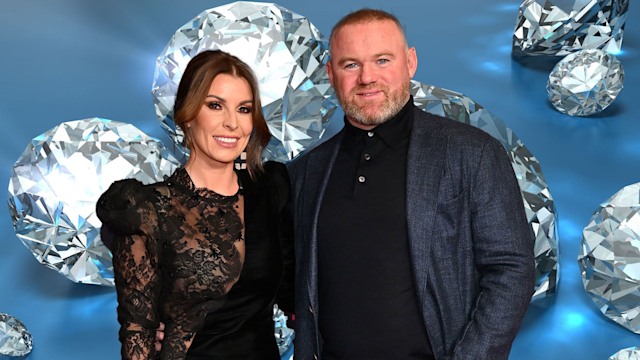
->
[[155, 322, 165, 353]]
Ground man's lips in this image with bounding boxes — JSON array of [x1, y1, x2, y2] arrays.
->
[[356, 89, 383, 97]]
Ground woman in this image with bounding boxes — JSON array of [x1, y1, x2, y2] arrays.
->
[[97, 50, 294, 360]]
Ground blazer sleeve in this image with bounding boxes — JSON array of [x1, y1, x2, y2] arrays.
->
[[452, 137, 535, 359]]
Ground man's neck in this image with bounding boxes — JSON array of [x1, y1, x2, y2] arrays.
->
[[346, 117, 380, 131]]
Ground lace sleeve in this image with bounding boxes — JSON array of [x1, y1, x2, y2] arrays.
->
[[103, 186, 162, 360]]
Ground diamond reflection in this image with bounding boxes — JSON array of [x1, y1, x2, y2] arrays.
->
[[152, 1, 337, 162], [513, 0, 629, 57], [0, 313, 32, 357], [7, 119, 179, 286], [547, 49, 624, 116], [610, 347, 640, 360], [411, 81, 558, 301], [579, 182, 640, 333], [273, 304, 294, 356]]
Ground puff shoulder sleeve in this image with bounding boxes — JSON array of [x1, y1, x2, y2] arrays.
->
[[97, 179, 163, 359]]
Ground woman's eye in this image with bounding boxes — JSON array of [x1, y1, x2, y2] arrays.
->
[[238, 106, 252, 114], [207, 102, 222, 110]]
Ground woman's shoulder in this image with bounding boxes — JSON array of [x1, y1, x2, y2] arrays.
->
[[240, 161, 290, 209], [262, 160, 289, 182], [259, 161, 290, 192], [96, 178, 165, 237]]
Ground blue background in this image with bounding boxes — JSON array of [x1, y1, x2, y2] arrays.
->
[[1, 1, 639, 358]]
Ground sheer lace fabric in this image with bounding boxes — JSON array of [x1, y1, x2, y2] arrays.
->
[[98, 168, 245, 360]]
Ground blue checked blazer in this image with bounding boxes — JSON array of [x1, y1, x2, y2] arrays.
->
[[288, 106, 535, 360]]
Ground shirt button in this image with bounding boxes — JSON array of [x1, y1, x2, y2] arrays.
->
[[358, 176, 366, 183], [363, 153, 371, 161], [367, 131, 374, 137]]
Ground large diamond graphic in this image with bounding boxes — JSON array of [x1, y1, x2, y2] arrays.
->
[[0, 313, 32, 357], [512, 0, 628, 57], [610, 347, 640, 360], [152, 1, 337, 162], [7, 119, 179, 286], [411, 81, 558, 301], [579, 183, 640, 333], [547, 49, 624, 116]]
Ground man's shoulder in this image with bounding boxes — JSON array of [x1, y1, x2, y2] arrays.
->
[[288, 130, 343, 172], [411, 106, 497, 145]]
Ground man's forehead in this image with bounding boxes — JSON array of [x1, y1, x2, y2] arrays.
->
[[330, 20, 406, 49], [334, 19, 399, 35]]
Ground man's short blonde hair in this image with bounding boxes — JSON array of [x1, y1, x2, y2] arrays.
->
[[329, 8, 407, 46]]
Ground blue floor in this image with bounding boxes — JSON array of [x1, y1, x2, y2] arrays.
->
[[1, 1, 639, 359]]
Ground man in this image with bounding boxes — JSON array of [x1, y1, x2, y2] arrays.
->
[[288, 8, 535, 360]]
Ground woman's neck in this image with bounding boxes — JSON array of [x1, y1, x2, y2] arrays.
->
[[184, 160, 238, 196]]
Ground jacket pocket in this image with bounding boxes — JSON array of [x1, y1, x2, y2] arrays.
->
[[432, 190, 472, 258]]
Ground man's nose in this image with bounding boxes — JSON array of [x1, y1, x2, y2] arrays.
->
[[358, 63, 377, 84]]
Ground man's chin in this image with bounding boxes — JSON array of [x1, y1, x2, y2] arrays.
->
[[348, 113, 388, 127]]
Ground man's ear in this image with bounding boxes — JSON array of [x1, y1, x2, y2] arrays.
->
[[326, 61, 335, 86], [407, 47, 418, 78]]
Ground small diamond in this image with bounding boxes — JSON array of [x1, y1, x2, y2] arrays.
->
[[152, 1, 337, 162], [0, 313, 33, 357], [547, 49, 624, 116], [579, 183, 640, 333], [273, 304, 294, 355], [411, 81, 559, 301], [610, 347, 640, 360], [513, 0, 629, 57], [7, 119, 179, 286]]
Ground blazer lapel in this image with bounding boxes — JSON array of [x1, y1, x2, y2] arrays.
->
[[406, 110, 448, 336], [303, 133, 344, 318]]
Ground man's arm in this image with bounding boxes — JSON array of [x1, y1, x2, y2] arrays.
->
[[452, 137, 536, 359]]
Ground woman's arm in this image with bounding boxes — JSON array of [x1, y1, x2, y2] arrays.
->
[[98, 180, 163, 359], [111, 229, 162, 360]]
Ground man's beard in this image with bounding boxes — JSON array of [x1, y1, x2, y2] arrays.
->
[[339, 82, 410, 127]]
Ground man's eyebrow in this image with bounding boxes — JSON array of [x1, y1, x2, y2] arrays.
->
[[336, 52, 395, 64]]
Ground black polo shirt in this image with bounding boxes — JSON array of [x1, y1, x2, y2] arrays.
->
[[317, 98, 433, 359]]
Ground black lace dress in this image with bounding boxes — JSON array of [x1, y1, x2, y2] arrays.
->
[[97, 161, 294, 360]]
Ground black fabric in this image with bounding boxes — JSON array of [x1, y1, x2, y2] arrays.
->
[[317, 98, 433, 359], [97, 161, 294, 360], [188, 162, 294, 359]]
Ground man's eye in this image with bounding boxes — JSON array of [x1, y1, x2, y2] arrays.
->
[[377, 59, 389, 65], [344, 63, 357, 69], [207, 102, 222, 110]]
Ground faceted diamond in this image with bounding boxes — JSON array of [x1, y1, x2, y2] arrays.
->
[[7, 119, 179, 286], [547, 49, 624, 116], [273, 304, 294, 355], [610, 347, 640, 360], [513, 0, 629, 57], [152, 1, 338, 162], [0, 313, 33, 357], [579, 183, 640, 333], [411, 81, 559, 301]]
